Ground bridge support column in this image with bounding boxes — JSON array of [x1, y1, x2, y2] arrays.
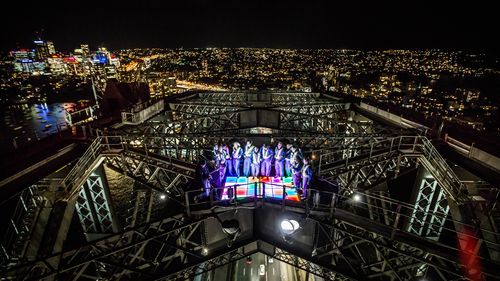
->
[[75, 164, 120, 241]]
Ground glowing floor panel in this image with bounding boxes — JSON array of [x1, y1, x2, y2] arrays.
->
[[221, 177, 300, 201]]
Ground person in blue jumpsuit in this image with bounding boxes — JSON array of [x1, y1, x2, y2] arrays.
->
[[211, 143, 219, 168], [216, 145, 228, 180], [197, 160, 212, 197], [290, 145, 303, 164], [232, 142, 243, 177], [301, 157, 313, 199], [251, 146, 261, 178], [224, 144, 233, 176], [274, 142, 286, 178], [284, 143, 293, 177], [243, 140, 254, 177], [291, 156, 303, 189], [260, 144, 274, 177]]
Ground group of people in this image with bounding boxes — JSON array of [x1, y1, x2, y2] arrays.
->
[[203, 140, 313, 198]]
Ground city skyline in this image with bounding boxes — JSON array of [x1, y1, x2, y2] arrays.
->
[[1, 1, 498, 52]]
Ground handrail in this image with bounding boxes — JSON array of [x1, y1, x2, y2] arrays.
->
[[182, 181, 499, 255], [62, 136, 124, 198], [0, 186, 44, 265], [317, 135, 469, 204]]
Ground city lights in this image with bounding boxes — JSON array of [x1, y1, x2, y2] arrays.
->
[[0, 5, 498, 280]]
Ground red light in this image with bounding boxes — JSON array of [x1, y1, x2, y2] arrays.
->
[[458, 227, 482, 281]]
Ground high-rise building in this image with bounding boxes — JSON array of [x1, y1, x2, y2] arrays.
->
[[10, 49, 45, 74], [46, 41, 56, 55], [33, 40, 49, 61], [47, 54, 68, 75], [80, 44, 90, 57]]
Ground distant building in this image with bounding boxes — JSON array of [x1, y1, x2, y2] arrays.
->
[[10, 49, 45, 74], [46, 41, 56, 55], [146, 72, 177, 98], [33, 40, 50, 61], [47, 55, 68, 75], [80, 44, 90, 57]]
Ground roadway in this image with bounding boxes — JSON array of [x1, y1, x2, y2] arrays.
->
[[233, 253, 298, 281]]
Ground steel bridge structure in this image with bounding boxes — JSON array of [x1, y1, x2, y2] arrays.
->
[[1, 92, 499, 281]]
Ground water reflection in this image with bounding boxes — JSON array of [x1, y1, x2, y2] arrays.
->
[[0, 102, 75, 150]]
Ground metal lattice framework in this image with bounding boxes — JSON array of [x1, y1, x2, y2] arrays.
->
[[117, 92, 405, 139], [104, 147, 196, 198], [1, 91, 499, 281], [75, 168, 118, 235], [3, 201, 500, 281]]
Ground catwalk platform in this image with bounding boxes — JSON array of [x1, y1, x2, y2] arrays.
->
[[220, 176, 300, 201]]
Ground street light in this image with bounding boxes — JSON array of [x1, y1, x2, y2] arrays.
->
[[280, 219, 300, 235], [352, 193, 362, 202], [159, 194, 166, 200], [280, 219, 300, 243]]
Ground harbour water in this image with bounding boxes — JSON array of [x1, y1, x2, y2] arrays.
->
[[0, 103, 75, 153]]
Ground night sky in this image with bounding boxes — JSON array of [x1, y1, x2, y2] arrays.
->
[[0, 1, 497, 52]]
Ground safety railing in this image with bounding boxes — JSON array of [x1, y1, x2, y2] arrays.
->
[[305, 188, 500, 259], [420, 138, 467, 203], [317, 135, 469, 204], [121, 99, 164, 125], [184, 181, 306, 214], [62, 136, 124, 198], [317, 136, 421, 175], [0, 186, 44, 267], [183, 179, 499, 260]]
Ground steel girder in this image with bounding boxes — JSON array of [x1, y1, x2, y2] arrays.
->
[[119, 110, 391, 138], [278, 110, 375, 134], [0, 214, 212, 280], [198, 92, 247, 104], [169, 103, 246, 119], [116, 91, 401, 137], [2, 202, 499, 281], [104, 148, 196, 199], [319, 148, 415, 193], [407, 176, 450, 240], [121, 134, 397, 154], [75, 166, 119, 236], [273, 102, 350, 117], [317, 136, 470, 205], [0, 185, 45, 267], [195, 92, 322, 106], [305, 211, 497, 281]]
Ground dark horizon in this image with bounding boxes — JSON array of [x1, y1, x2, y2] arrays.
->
[[1, 1, 498, 53]]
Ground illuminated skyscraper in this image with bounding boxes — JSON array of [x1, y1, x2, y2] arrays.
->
[[46, 41, 56, 55], [34, 40, 49, 61], [80, 44, 90, 57]]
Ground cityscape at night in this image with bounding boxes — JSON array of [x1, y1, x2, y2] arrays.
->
[[0, 1, 499, 281]]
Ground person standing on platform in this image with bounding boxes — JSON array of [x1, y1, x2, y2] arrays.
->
[[290, 145, 303, 163], [225, 144, 233, 176], [211, 143, 219, 168], [260, 144, 274, 177], [301, 157, 313, 199], [291, 156, 302, 190], [216, 145, 228, 180], [232, 142, 243, 177], [197, 160, 212, 197], [284, 143, 293, 177], [243, 140, 254, 177], [251, 146, 261, 178], [274, 142, 285, 178]]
